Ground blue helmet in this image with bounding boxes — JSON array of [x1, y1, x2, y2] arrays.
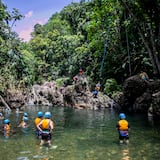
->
[[24, 112, 28, 117], [119, 113, 126, 119], [37, 111, 43, 118], [4, 119, 10, 124], [23, 117, 29, 122], [44, 112, 51, 119]]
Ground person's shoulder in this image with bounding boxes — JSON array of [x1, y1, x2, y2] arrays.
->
[[50, 120, 54, 123]]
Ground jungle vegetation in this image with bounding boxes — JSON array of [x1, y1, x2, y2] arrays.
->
[[0, 0, 160, 95]]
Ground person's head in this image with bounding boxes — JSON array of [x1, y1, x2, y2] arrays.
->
[[37, 111, 43, 118], [4, 119, 10, 125], [44, 112, 51, 119], [23, 117, 29, 122], [24, 112, 28, 117], [119, 113, 126, 119]]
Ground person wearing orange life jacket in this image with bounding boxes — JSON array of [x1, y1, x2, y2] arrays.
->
[[3, 119, 11, 138], [116, 113, 130, 144], [34, 111, 43, 138], [37, 112, 54, 146]]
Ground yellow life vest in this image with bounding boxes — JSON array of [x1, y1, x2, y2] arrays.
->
[[118, 119, 128, 130], [41, 119, 50, 130], [35, 117, 42, 126]]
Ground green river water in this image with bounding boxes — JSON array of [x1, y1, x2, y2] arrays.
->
[[0, 105, 160, 160]]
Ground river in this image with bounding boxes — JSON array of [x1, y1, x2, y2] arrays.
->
[[0, 105, 160, 160]]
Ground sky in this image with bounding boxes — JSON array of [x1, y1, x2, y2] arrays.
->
[[2, 0, 80, 41]]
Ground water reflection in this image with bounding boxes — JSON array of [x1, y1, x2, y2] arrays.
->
[[121, 147, 130, 160], [148, 115, 154, 126]]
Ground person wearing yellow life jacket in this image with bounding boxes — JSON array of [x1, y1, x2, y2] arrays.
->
[[34, 111, 43, 138], [37, 112, 54, 146], [116, 113, 130, 144], [3, 119, 11, 138]]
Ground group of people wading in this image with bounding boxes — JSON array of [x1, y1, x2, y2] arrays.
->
[[2, 111, 54, 147], [2, 110, 129, 146]]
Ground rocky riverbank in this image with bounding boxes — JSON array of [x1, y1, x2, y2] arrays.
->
[[1, 74, 160, 119]]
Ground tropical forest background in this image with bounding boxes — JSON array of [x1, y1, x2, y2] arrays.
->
[[1, 0, 160, 96]]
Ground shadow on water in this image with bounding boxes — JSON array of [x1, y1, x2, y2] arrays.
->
[[0, 105, 160, 160]]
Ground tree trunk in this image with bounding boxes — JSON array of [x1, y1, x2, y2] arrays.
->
[[121, 1, 160, 75], [0, 95, 11, 111], [150, 26, 160, 74]]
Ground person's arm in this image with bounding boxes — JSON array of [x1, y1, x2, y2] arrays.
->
[[37, 121, 43, 132], [116, 122, 119, 130], [49, 121, 54, 133]]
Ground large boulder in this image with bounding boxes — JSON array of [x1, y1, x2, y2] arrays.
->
[[30, 82, 64, 106], [117, 74, 160, 115]]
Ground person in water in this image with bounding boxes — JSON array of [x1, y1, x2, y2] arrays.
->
[[20, 112, 28, 121], [18, 116, 29, 129], [116, 113, 130, 144], [3, 119, 11, 138], [37, 111, 54, 146], [34, 111, 43, 138], [23, 112, 28, 118]]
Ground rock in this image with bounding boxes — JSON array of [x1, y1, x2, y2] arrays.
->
[[29, 77, 114, 110], [116, 74, 160, 117], [150, 91, 160, 117]]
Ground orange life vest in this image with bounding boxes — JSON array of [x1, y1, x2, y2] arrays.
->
[[35, 117, 42, 126], [4, 124, 10, 132], [41, 119, 50, 130], [118, 119, 128, 130]]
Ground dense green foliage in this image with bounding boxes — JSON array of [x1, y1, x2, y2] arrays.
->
[[1, 0, 160, 94], [103, 78, 121, 96]]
